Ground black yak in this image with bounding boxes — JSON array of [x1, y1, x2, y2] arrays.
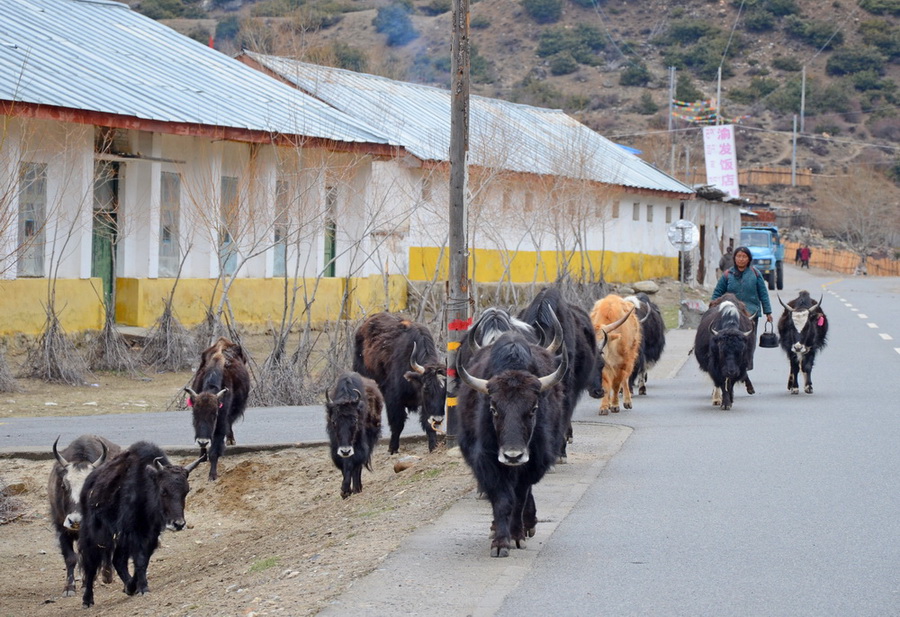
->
[[326, 372, 383, 498]]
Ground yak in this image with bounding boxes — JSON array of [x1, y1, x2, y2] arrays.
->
[[326, 372, 383, 498], [625, 292, 667, 396], [694, 293, 755, 410], [47, 435, 121, 597], [185, 337, 251, 480], [78, 441, 205, 607], [353, 312, 446, 454], [590, 295, 640, 415], [457, 330, 568, 557], [777, 291, 828, 395]]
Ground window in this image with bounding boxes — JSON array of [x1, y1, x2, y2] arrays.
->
[[220, 176, 239, 275], [323, 185, 337, 278], [158, 172, 181, 277], [646, 204, 654, 223], [632, 202, 641, 221], [612, 201, 620, 219], [17, 162, 47, 277], [273, 179, 289, 277], [666, 206, 673, 223]]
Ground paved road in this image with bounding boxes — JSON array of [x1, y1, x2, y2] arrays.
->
[[319, 264, 900, 617]]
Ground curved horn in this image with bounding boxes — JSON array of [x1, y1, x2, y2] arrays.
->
[[742, 328, 754, 337], [324, 388, 331, 404], [184, 387, 199, 398], [596, 330, 608, 354], [409, 341, 425, 374], [352, 389, 362, 403], [538, 343, 569, 392], [777, 294, 793, 312], [710, 326, 720, 336], [154, 456, 167, 471], [183, 453, 207, 475], [811, 294, 823, 311], [216, 388, 228, 400], [459, 364, 489, 394], [602, 307, 635, 334], [542, 303, 564, 354], [91, 441, 108, 468], [52, 436, 68, 467]]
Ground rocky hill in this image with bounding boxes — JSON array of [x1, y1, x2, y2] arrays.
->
[[148, 0, 900, 219]]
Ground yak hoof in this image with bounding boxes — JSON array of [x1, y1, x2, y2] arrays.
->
[[639, 386, 647, 395], [526, 526, 536, 538], [491, 545, 510, 558], [805, 385, 813, 394], [63, 587, 76, 597], [746, 384, 755, 395], [610, 406, 620, 413], [721, 403, 732, 410], [557, 455, 567, 465], [599, 408, 609, 416], [790, 387, 799, 395], [623, 401, 632, 410]]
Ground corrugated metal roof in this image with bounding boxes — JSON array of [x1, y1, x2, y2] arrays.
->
[[246, 52, 693, 196], [0, 0, 394, 147]]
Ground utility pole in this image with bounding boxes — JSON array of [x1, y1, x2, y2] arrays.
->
[[800, 66, 806, 134], [668, 66, 676, 175], [446, 0, 471, 443], [791, 114, 798, 187], [716, 66, 722, 125]]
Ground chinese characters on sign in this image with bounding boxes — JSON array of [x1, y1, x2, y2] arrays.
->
[[702, 124, 740, 198]]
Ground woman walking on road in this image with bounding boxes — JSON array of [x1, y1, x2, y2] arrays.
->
[[711, 246, 773, 371]]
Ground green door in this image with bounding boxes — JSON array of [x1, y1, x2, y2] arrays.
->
[[92, 162, 119, 303], [324, 220, 336, 278]]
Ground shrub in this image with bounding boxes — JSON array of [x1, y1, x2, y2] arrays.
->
[[826, 46, 886, 76], [729, 77, 779, 104], [420, 0, 452, 16], [743, 9, 775, 32], [536, 25, 604, 66], [333, 42, 368, 72], [635, 92, 658, 115], [216, 16, 241, 41], [569, 0, 599, 6], [661, 19, 717, 45], [764, 0, 799, 16], [521, 0, 563, 23], [868, 115, 900, 141], [373, 4, 419, 46], [859, 0, 900, 16], [784, 16, 844, 49], [619, 62, 651, 86], [549, 52, 579, 75], [858, 19, 900, 61], [676, 73, 705, 102], [772, 55, 802, 71], [471, 14, 491, 29], [138, 0, 206, 19]]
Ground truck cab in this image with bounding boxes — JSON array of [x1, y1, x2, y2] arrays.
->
[[740, 225, 784, 290]]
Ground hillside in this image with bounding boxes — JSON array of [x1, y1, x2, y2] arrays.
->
[[150, 0, 900, 215]]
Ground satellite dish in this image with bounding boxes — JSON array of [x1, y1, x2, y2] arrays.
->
[[667, 219, 700, 252]]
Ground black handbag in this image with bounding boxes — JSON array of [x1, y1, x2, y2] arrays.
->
[[759, 320, 779, 348]]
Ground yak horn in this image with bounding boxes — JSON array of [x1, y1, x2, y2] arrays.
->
[[710, 326, 720, 336], [409, 342, 425, 374], [596, 330, 608, 354], [154, 457, 167, 471], [602, 307, 635, 334], [777, 294, 793, 312], [742, 328, 754, 337], [542, 302, 563, 353], [216, 388, 228, 400], [458, 364, 489, 395], [352, 389, 362, 403], [639, 306, 650, 323], [184, 387, 199, 398], [92, 441, 108, 468], [324, 389, 331, 404], [183, 453, 207, 475], [52, 436, 68, 467], [538, 344, 569, 392], [811, 294, 823, 311]]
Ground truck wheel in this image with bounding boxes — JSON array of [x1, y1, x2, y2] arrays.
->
[[767, 270, 776, 290], [776, 262, 784, 290]]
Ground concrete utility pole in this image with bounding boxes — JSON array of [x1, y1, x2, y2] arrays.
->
[[800, 66, 806, 134], [668, 66, 676, 175], [446, 0, 471, 442]]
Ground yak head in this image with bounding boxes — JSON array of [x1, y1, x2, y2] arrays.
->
[[148, 455, 205, 532], [460, 338, 568, 466], [325, 387, 364, 458], [404, 342, 447, 433], [185, 387, 228, 451], [778, 291, 824, 356], [52, 437, 108, 531]]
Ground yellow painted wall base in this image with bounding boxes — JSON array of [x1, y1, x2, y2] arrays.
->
[[409, 247, 677, 283], [0, 278, 106, 336], [115, 275, 408, 329], [0, 276, 407, 335]]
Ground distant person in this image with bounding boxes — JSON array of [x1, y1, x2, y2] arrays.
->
[[795, 246, 802, 265], [800, 245, 811, 269], [711, 246, 773, 371], [717, 246, 734, 278]]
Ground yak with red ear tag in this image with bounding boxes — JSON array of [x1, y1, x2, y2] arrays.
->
[[777, 291, 828, 394]]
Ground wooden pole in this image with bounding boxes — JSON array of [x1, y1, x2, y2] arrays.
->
[[446, 0, 471, 443]]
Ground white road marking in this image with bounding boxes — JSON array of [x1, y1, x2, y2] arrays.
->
[[867, 323, 878, 329], [895, 348, 900, 356], [858, 314, 868, 319], [851, 308, 858, 312], [844, 303, 853, 307], [879, 333, 893, 340]]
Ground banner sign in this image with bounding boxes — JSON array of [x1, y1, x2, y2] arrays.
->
[[702, 124, 740, 198]]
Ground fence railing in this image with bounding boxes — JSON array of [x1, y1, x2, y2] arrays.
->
[[784, 241, 900, 276]]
